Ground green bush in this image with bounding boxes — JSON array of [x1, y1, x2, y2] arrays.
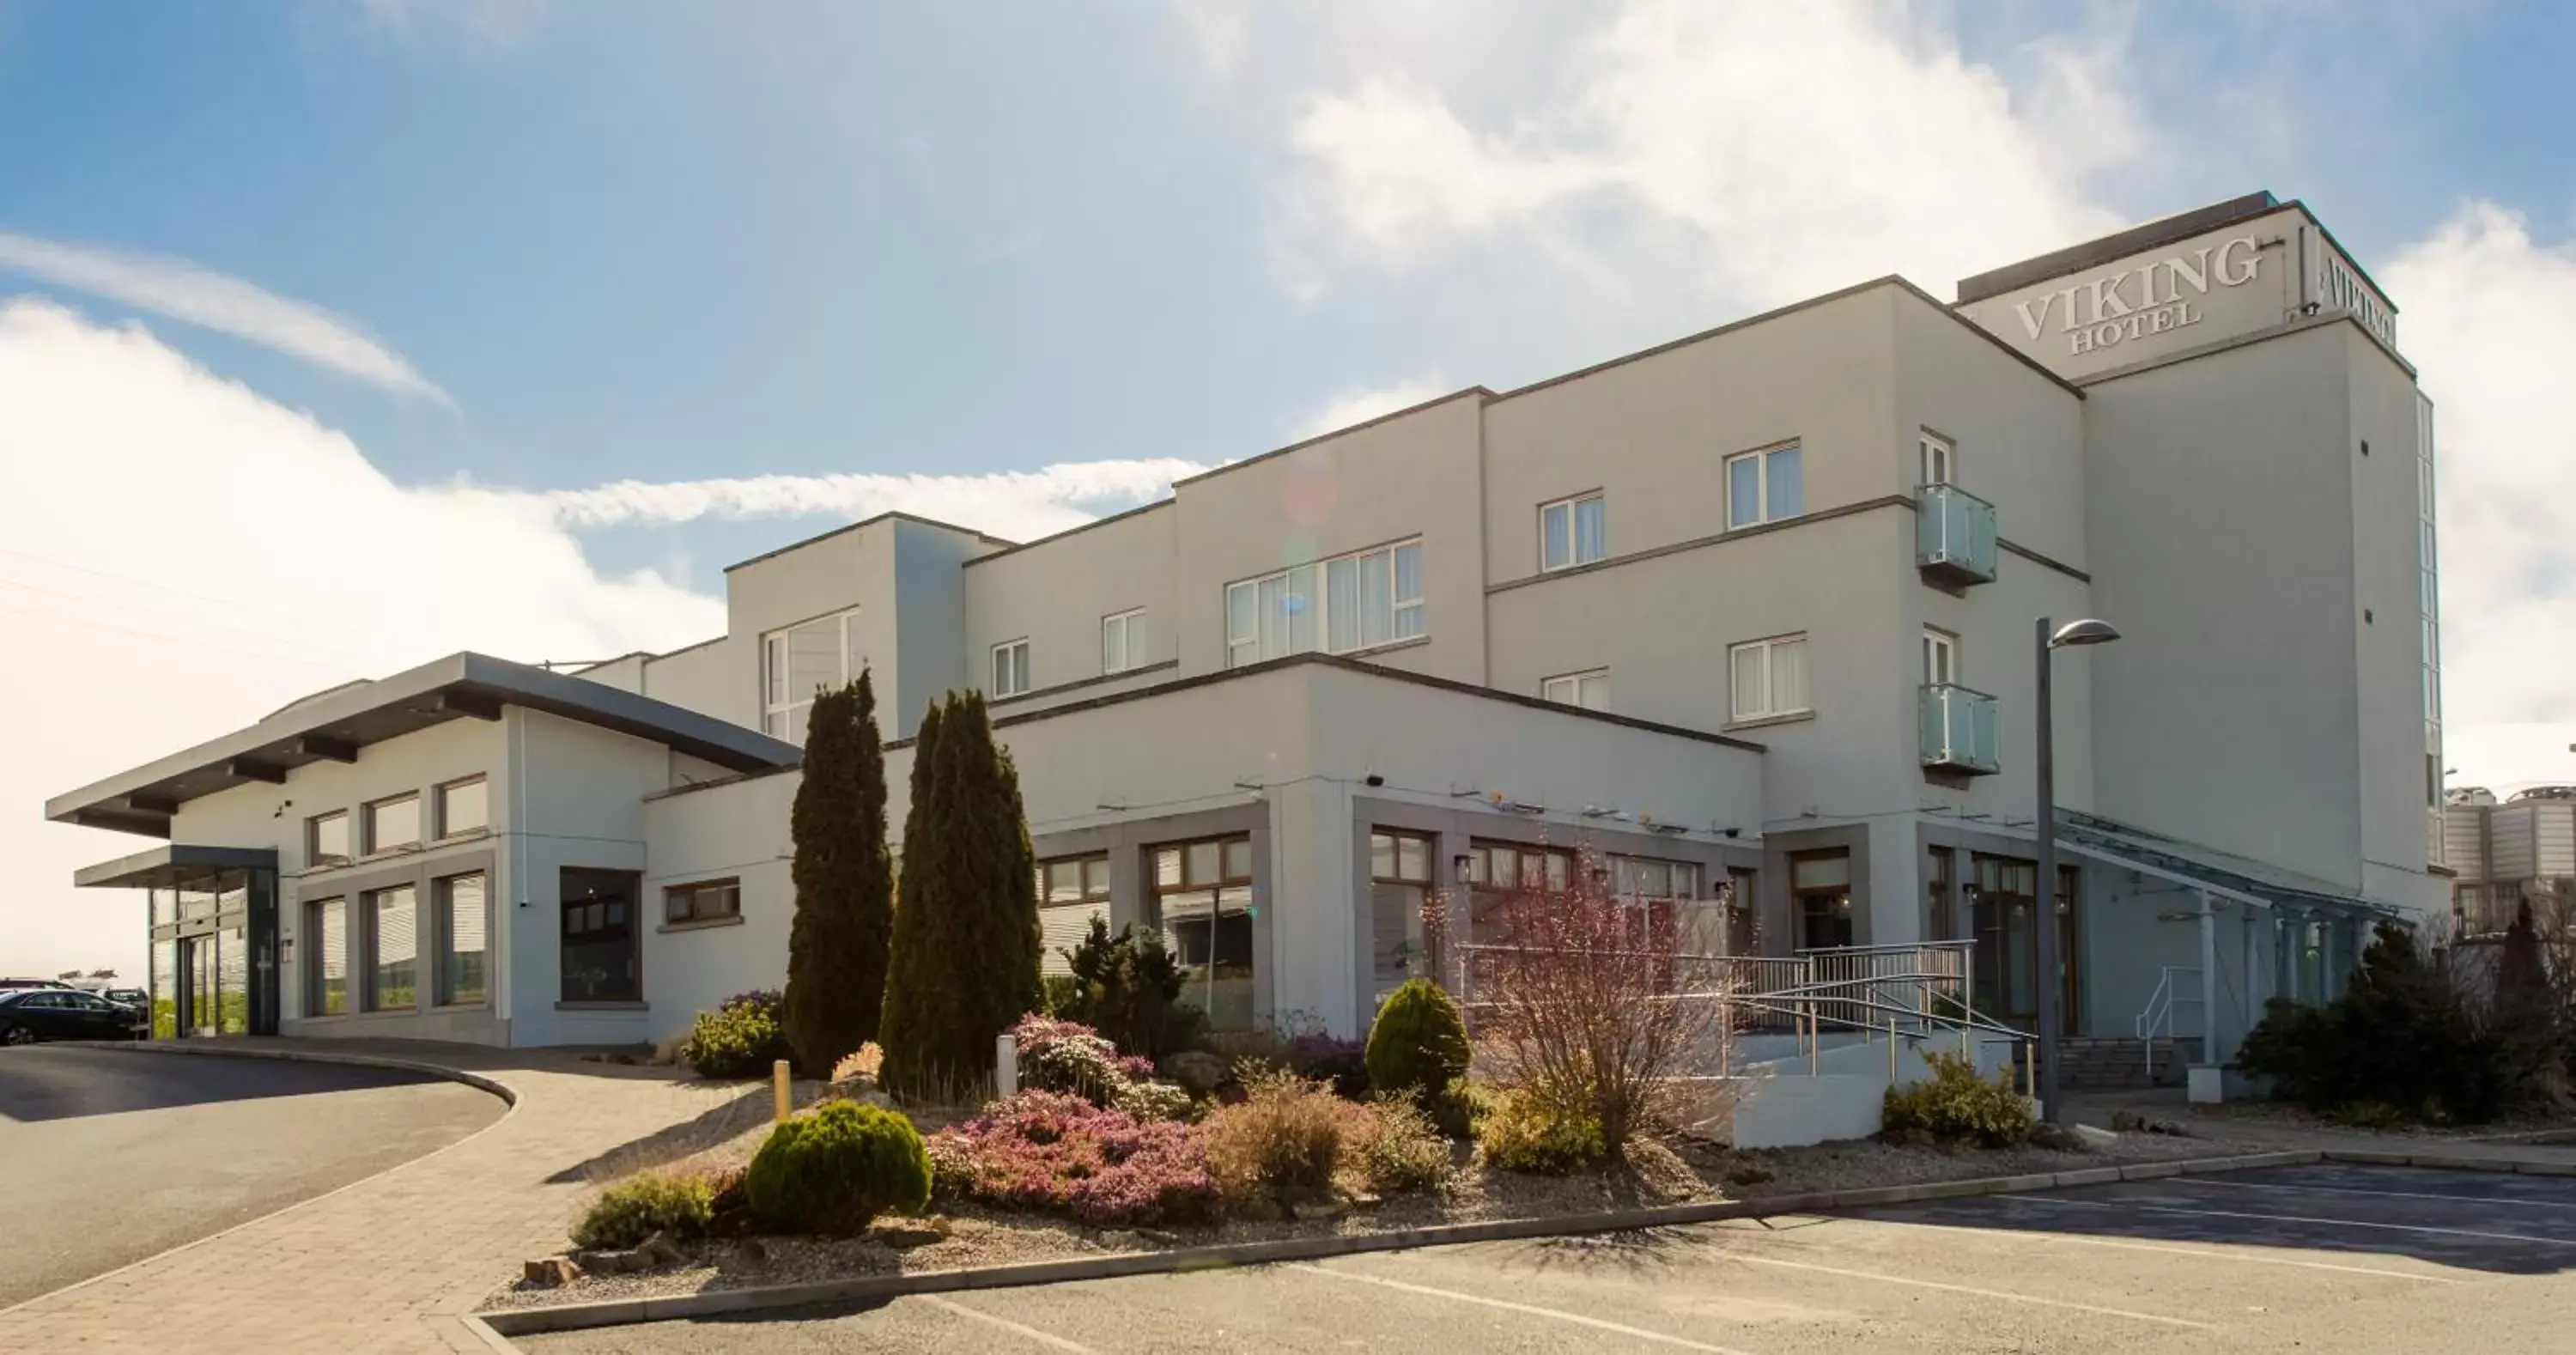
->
[[744, 1100, 933, 1235], [571, 1170, 717, 1249], [1475, 1085, 1604, 1175], [2238, 922, 2508, 1124], [1111, 1079, 1197, 1122], [1348, 1096, 1451, 1194], [1054, 918, 1204, 1060], [1365, 980, 1471, 1102], [1880, 1050, 2033, 1147], [683, 990, 793, 1079]]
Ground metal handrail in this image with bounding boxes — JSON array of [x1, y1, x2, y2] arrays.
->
[[2133, 964, 2204, 1082]]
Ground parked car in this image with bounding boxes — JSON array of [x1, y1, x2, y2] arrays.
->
[[102, 987, 151, 1011], [0, 977, 74, 990], [0, 987, 146, 1044]]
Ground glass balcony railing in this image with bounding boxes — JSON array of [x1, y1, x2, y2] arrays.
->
[[1917, 483, 1998, 585], [1920, 683, 2000, 775]]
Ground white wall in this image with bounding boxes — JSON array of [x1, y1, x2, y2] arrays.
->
[[639, 768, 799, 1044], [501, 707, 679, 1048], [963, 505, 1180, 713]]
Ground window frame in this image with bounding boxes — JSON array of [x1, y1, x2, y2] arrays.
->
[[1036, 853, 1113, 976], [433, 775, 488, 840], [1728, 633, 1812, 722], [1725, 443, 1804, 529], [1540, 667, 1612, 711], [761, 605, 865, 742], [991, 637, 1031, 697], [1149, 835, 1256, 1030], [304, 896, 347, 1018], [1463, 840, 1575, 894], [1922, 627, 1959, 686], [1539, 492, 1607, 572], [433, 872, 490, 1007], [1101, 607, 1148, 675], [1224, 537, 1425, 667], [1369, 830, 1437, 885], [1919, 431, 1955, 487], [308, 810, 351, 867], [661, 877, 743, 928], [361, 883, 418, 1013], [361, 793, 422, 856], [559, 868, 643, 1005]]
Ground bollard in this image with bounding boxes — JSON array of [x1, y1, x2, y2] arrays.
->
[[1886, 1017, 1898, 1081], [995, 1032, 1018, 1098], [773, 1059, 791, 1123]]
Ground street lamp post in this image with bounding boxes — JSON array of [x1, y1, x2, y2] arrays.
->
[[2033, 616, 2119, 1125]]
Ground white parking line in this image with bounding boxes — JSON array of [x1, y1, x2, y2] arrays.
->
[[1287, 1262, 1759, 1353], [1723, 1254, 2216, 1330], [2009, 1194, 2576, 1247], [917, 1293, 1100, 1353], [1882, 1214, 2462, 1284], [2178, 1176, 2576, 1212]]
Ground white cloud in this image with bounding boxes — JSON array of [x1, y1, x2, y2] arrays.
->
[[0, 231, 447, 398], [1298, 374, 1454, 439], [349, 0, 549, 49], [2383, 203, 2576, 775], [523, 459, 1210, 543], [1279, 0, 2133, 312]]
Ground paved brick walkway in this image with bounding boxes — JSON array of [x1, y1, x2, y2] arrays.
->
[[0, 1039, 763, 1353]]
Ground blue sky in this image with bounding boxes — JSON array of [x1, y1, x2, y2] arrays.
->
[[4, 0, 2576, 971]]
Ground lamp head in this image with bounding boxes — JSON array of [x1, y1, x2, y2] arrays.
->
[[2048, 618, 2122, 649]]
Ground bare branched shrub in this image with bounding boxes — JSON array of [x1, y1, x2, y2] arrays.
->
[[1461, 842, 1738, 1149]]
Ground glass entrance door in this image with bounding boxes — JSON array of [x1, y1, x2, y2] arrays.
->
[[184, 936, 218, 1038], [1971, 855, 2080, 1031]]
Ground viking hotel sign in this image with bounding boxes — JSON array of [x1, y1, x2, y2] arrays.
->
[[2009, 236, 2263, 356]]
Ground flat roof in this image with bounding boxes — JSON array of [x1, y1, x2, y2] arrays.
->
[[1954, 192, 2281, 304], [75, 844, 278, 890], [722, 510, 1016, 574], [47, 652, 802, 838]]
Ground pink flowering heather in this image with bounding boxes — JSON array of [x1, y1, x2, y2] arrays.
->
[[1012, 1014, 1157, 1103], [926, 1090, 1218, 1228]]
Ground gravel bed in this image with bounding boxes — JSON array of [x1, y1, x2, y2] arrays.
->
[[481, 1121, 2264, 1314]]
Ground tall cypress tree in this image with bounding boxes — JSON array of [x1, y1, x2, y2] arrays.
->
[[782, 671, 894, 1074], [879, 692, 1042, 1097]]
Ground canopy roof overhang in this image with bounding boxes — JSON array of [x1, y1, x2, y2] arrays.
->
[[75, 844, 279, 890], [2054, 810, 2406, 923], [46, 652, 801, 841]]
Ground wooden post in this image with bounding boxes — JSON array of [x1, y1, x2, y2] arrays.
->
[[772, 1059, 791, 1123]]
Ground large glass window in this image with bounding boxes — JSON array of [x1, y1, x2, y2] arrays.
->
[[1463, 840, 1575, 947], [1102, 608, 1148, 675], [1729, 635, 1810, 721], [1151, 836, 1255, 1030], [436, 776, 488, 838], [1036, 854, 1112, 976], [365, 885, 416, 1012], [1225, 538, 1424, 667], [1970, 854, 2079, 1028], [435, 873, 489, 1006], [561, 868, 641, 1004], [1540, 493, 1607, 572], [363, 794, 421, 854], [2417, 396, 2444, 835], [308, 811, 350, 867], [1369, 830, 1435, 1003], [1727, 444, 1803, 528], [150, 939, 177, 1039], [306, 896, 347, 1017], [762, 606, 866, 742]]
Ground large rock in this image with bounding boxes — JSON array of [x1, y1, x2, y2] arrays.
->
[[1162, 1050, 1228, 1093], [871, 1216, 951, 1249], [524, 1256, 581, 1287]]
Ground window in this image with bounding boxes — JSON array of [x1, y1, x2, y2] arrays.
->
[[435, 873, 489, 1006], [1726, 444, 1803, 528], [308, 811, 350, 867], [1927, 846, 1957, 942], [1036, 854, 1112, 976], [1791, 852, 1853, 951], [991, 639, 1031, 697], [363, 793, 421, 854], [1541, 669, 1611, 711], [1919, 431, 1954, 486], [1464, 841, 1573, 892], [1969, 855, 2080, 1025], [1728, 635, 1810, 721], [561, 868, 641, 1004], [435, 776, 488, 838], [1225, 538, 1424, 667], [1101, 608, 1149, 675], [1610, 854, 1703, 900], [1922, 629, 1959, 686], [305, 897, 347, 1017], [364, 884, 417, 1012], [664, 878, 741, 927], [1540, 493, 1607, 572], [1151, 835, 1255, 1029], [2417, 396, 2443, 820], [762, 606, 866, 742], [1369, 830, 1435, 1000]]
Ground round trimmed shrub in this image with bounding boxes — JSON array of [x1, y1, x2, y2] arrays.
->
[[744, 1100, 933, 1235], [571, 1169, 718, 1249], [1365, 979, 1470, 1101], [683, 990, 793, 1079]]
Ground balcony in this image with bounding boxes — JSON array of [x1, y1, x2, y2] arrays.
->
[[1917, 483, 1998, 586], [1920, 683, 2000, 775]]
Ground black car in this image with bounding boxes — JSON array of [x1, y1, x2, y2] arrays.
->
[[0, 987, 145, 1044]]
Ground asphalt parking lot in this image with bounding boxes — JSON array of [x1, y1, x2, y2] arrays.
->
[[524, 1159, 2576, 1354], [0, 1046, 502, 1309]]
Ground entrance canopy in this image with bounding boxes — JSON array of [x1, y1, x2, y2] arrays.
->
[[2056, 810, 2401, 924], [75, 844, 279, 891]]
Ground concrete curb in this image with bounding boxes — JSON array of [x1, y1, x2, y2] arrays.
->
[[2320, 1146, 2576, 1176], [48, 1039, 521, 1109], [471, 1147, 2330, 1340]]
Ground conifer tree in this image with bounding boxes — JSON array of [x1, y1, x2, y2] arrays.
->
[[782, 671, 895, 1074], [879, 692, 1042, 1096]]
